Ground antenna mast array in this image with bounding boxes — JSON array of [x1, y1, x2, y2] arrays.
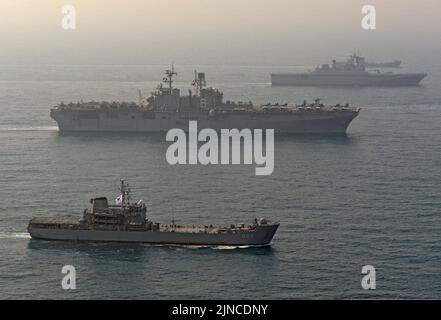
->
[[193, 70, 206, 96], [163, 64, 177, 93], [119, 179, 131, 207]]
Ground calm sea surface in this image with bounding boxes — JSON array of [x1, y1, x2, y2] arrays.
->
[[0, 63, 440, 299]]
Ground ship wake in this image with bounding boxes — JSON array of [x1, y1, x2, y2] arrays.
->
[[0, 232, 31, 239], [0, 126, 58, 132]]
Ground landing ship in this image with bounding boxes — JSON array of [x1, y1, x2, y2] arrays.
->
[[28, 180, 279, 246]]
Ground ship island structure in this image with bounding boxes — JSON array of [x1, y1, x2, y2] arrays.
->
[[27, 180, 279, 246], [50, 66, 360, 134]]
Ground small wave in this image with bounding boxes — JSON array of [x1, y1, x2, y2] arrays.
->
[[0, 232, 31, 239], [0, 126, 58, 132]]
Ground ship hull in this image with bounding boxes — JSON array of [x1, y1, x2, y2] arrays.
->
[[51, 110, 359, 134], [270, 72, 427, 86], [28, 224, 279, 246]]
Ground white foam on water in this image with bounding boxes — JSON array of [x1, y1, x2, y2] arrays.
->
[[0, 232, 31, 239], [0, 126, 58, 132], [212, 244, 269, 250], [212, 245, 241, 250], [140, 243, 266, 250]]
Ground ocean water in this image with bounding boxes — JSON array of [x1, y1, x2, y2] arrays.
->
[[0, 64, 440, 299]]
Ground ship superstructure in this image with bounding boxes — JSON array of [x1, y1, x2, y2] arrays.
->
[[27, 180, 279, 246], [365, 60, 401, 68], [50, 66, 360, 134]]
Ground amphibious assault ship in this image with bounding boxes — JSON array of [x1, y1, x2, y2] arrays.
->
[[27, 180, 279, 246], [50, 66, 360, 134], [271, 54, 426, 86]]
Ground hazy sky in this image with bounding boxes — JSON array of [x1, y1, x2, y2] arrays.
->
[[0, 0, 440, 65]]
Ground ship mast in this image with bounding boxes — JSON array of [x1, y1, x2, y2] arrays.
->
[[163, 64, 177, 94], [119, 179, 131, 207], [138, 90, 145, 107], [192, 70, 206, 96]]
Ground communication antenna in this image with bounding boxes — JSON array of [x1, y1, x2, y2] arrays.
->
[[192, 70, 206, 96], [119, 179, 132, 207], [138, 90, 145, 107], [163, 64, 177, 93]]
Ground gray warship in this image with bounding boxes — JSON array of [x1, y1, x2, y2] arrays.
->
[[50, 66, 360, 134], [28, 180, 279, 246], [271, 54, 426, 86]]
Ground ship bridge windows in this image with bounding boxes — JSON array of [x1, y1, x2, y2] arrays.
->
[[92, 197, 109, 213]]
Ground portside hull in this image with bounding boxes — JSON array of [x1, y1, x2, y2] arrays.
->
[[28, 225, 279, 246], [271, 73, 427, 86], [51, 111, 359, 134]]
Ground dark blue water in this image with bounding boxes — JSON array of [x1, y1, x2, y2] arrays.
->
[[0, 64, 440, 299]]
